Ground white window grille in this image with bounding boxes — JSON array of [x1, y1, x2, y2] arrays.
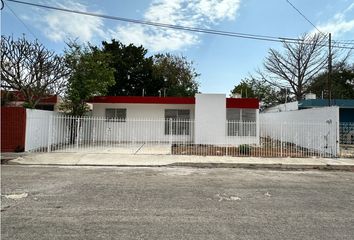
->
[[165, 109, 190, 135], [105, 108, 126, 122], [227, 109, 256, 136]]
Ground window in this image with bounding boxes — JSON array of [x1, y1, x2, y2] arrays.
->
[[242, 109, 256, 122], [105, 108, 126, 122], [227, 108, 256, 136], [165, 109, 190, 135]]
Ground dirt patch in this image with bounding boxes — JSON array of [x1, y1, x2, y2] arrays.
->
[[172, 144, 320, 158]]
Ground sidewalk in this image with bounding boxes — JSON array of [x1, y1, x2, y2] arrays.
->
[[4, 152, 354, 171]]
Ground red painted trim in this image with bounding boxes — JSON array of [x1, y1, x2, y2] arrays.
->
[[88, 96, 259, 109], [226, 98, 259, 109], [1, 107, 26, 152], [88, 96, 196, 104]]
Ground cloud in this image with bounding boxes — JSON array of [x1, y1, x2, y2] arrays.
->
[[111, 0, 241, 51], [315, 3, 354, 36], [33, 1, 106, 42], [28, 0, 241, 51]]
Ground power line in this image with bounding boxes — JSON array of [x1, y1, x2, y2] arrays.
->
[[6, 0, 354, 50], [6, 0, 302, 43], [286, 0, 324, 35], [285, 0, 354, 47], [333, 40, 354, 46], [4, 1, 39, 40]]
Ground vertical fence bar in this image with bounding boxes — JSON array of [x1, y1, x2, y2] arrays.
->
[[169, 118, 172, 154], [280, 123, 283, 157], [47, 115, 53, 153], [76, 117, 80, 151]]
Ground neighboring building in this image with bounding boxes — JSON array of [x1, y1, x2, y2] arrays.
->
[[1, 90, 62, 111], [87, 94, 260, 145], [263, 94, 354, 123]]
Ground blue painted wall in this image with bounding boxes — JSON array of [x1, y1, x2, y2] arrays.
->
[[340, 108, 354, 123]]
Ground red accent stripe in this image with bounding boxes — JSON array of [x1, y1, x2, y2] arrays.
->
[[88, 96, 259, 109], [87, 96, 195, 104], [226, 98, 259, 109]]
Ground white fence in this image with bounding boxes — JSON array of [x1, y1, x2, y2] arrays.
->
[[25, 115, 340, 158], [339, 122, 354, 157], [25, 109, 60, 152], [260, 107, 340, 157]]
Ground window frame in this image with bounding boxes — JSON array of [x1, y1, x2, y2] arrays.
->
[[226, 108, 257, 136], [105, 108, 127, 122], [164, 109, 191, 135]]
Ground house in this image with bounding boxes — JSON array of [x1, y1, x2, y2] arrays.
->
[[1, 90, 62, 111], [87, 94, 260, 145], [263, 93, 354, 123]]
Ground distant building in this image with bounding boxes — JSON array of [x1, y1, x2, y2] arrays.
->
[[263, 94, 354, 123], [1, 90, 61, 111]]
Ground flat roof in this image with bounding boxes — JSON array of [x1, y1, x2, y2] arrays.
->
[[88, 96, 259, 109], [299, 99, 354, 108]]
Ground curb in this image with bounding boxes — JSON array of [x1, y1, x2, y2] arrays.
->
[[5, 161, 354, 171]]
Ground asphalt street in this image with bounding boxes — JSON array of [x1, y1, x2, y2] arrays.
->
[[1, 165, 354, 240]]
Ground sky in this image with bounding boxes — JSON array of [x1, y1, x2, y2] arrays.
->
[[1, 0, 354, 94]]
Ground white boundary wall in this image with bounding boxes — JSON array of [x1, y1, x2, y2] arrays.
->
[[25, 109, 60, 152], [260, 107, 340, 156]]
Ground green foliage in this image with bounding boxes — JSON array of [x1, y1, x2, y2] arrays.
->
[[230, 78, 289, 109], [239, 144, 251, 155], [152, 53, 200, 97], [101, 39, 199, 97], [230, 79, 256, 98], [102, 40, 155, 96], [22, 102, 35, 109], [308, 63, 354, 99], [62, 41, 115, 116]]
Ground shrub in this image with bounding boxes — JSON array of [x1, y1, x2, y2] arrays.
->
[[239, 144, 251, 155]]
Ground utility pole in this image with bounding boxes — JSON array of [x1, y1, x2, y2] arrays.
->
[[327, 33, 332, 106]]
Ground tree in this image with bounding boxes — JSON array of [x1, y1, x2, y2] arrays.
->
[[102, 39, 155, 96], [101, 40, 200, 97], [61, 42, 115, 116], [259, 33, 328, 100], [230, 79, 256, 98], [308, 63, 354, 99], [230, 78, 292, 109], [152, 53, 200, 97], [1, 35, 69, 108]]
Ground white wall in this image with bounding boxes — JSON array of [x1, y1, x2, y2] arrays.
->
[[260, 107, 340, 156], [25, 109, 60, 152], [195, 94, 226, 144], [92, 103, 195, 119], [91, 103, 195, 143], [90, 99, 259, 146], [263, 101, 299, 113]]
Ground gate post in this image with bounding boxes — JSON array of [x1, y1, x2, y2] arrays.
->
[[47, 115, 53, 152]]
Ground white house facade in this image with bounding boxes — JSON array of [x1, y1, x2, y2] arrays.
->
[[87, 94, 260, 146]]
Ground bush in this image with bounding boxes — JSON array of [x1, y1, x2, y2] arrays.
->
[[239, 144, 251, 155]]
